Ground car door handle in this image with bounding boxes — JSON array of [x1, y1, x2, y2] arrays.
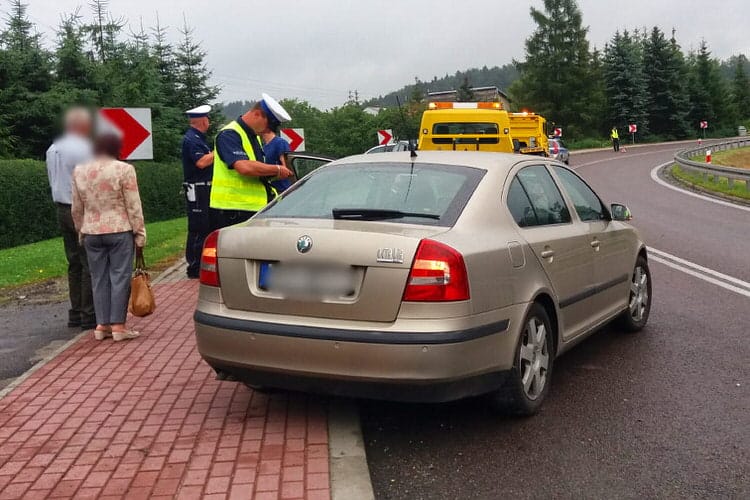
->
[[590, 239, 600, 248], [540, 249, 555, 258]]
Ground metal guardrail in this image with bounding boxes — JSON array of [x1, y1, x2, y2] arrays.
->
[[674, 138, 750, 190]]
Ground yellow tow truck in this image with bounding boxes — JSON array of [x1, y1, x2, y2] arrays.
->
[[417, 102, 549, 157]]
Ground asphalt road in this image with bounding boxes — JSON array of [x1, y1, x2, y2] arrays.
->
[[0, 299, 80, 390], [360, 142, 750, 499]]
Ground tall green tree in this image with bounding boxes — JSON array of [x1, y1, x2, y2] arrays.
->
[[642, 27, 690, 138], [174, 17, 219, 111], [511, 0, 596, 137], [731, 54, 750, 120], [0, 0, 55, 158], [603, 30, 649, 135], [686, 40, 730, 134]]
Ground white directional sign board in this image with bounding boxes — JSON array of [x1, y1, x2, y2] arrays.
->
[[99, 108, 153, 160], [377, 129, 393, 145], [280, 128, 305, 152]]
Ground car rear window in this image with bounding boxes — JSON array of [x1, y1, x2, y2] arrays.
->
[[256, 162, 485, 226]]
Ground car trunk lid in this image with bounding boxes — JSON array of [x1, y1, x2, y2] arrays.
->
[[217, 219, 449, 322]]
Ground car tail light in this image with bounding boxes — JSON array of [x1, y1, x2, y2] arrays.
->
[[403, 239, 469, 302], [199, 230, 220, 287]]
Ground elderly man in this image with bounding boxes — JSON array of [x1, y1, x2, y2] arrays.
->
[[209, 93, 294, 230], [182, 105, 215, 279], [46, 107, 96, 330]]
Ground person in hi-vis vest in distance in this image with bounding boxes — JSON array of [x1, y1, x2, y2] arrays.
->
[[610, 126, 620, 152], [210, 93, 293, 230]]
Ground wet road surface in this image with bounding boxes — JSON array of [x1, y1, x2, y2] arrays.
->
[[360, 142, 750, 499]]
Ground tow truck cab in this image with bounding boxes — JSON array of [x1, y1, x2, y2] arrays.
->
[[417, 102, 515, 153]]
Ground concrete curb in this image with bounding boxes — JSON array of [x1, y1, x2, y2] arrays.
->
[[328, 399, 375, 500], [570, 138, 720, 156]]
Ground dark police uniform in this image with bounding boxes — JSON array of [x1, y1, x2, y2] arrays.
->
[[182, 126, 213, 278]]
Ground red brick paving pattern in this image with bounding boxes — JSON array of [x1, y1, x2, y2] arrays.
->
[[0, 280, 330, 499]]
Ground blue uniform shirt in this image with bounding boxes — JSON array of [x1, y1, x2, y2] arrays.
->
[[264, 135, 292, 192], [215, 117, 265, 168], [181, 127, 212, 183]]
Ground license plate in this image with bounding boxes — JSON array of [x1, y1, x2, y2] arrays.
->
[[258, 262, 356, 300]]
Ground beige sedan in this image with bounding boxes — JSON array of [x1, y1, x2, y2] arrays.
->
[[194, 151, 651, 414]]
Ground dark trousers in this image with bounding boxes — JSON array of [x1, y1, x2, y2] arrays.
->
[[56, 203, 95, 327], [210, 208, 256, 231], [186, 185, 212, 278], [612, 138, 620, 152], [84, 232, 135, 325]]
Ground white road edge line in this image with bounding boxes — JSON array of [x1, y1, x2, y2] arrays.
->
[[648, 247, 750, 290], [650, 161, 750, 213], [649, 255, 750, 298]]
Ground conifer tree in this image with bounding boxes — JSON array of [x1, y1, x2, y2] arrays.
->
[[603, 30, 649, 135], [512, 0, 595, 137], [0, 0, 55, 157], [687, 40, 730, 134], [642, 27, 690, 138], [731, 54, 750, 120]]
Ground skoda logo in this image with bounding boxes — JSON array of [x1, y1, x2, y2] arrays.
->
[[296, 235, 313, 254]]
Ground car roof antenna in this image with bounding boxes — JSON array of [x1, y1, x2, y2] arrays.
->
[[395, 95, 417, 160]]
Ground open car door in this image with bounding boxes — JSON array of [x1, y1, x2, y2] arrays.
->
[[284, 153, 336, 182]]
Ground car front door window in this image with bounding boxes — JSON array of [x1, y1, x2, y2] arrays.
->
[[553, 166, 604, 221]]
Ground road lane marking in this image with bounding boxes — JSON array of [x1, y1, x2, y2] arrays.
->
[[649, 247, 750, 298], [650, 162, 750, 213], [573, 150, 674, 169]]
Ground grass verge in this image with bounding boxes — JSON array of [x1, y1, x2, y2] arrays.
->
[[0, 218, 187, 290], [703, 146, 750, 169], [670, 165, 750, 201]]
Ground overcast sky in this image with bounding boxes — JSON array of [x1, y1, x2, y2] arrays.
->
[[21, 0, 750, 109]]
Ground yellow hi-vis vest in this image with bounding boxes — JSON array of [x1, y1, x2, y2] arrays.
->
[[210, 121, 271, 211], [611, 128, 619, 139]]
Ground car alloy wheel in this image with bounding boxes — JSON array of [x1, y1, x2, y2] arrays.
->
[[491, 303, 554, 415], [519, 316, 549, 401], [629, 264, 649, 322], [617, 255, 652, 332]]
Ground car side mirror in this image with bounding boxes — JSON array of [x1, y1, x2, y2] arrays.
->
[[610, 203, 632, 221]]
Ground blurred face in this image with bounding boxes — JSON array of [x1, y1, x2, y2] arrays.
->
[[246, 109, 269, 134]]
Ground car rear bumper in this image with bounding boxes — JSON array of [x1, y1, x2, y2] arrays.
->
[[193, 309, 521, 403]]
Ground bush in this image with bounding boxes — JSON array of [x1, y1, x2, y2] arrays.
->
[[0, 159, 184, 249]]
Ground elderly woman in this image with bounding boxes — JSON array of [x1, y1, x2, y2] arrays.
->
[[71, 134, 146, 341]]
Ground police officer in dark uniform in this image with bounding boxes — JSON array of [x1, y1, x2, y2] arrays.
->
[[182, 105, 215, 278]]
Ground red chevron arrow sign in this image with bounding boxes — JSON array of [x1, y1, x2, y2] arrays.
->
[[377, 129, 393, 145], [281, 128, 305, 152], [99, 108, 153, 160]]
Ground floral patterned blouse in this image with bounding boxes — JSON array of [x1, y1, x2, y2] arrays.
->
[[71, 156, 146, 247]]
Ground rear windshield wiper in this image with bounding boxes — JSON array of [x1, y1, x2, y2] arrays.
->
[[332, 208, 440, 220]]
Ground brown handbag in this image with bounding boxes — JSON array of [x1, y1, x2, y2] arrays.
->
[[128, 249, 156, 317]]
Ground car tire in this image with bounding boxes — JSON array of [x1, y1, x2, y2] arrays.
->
[[491, 302, 554, 416], [617, 255, 652, 332], [564, 158, 570, 165]]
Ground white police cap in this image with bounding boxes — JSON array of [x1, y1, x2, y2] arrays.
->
[[260, 93, 291, 127], [186, 104, 212, 118]]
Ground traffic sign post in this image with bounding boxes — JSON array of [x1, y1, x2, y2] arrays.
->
[[554, 127, 562, 137], [628, 124, 637, 145], [280, 128, 305, 152], [99, 108, 153, 160], [700, 120, 708, 140], [377, 129, 393, 146]]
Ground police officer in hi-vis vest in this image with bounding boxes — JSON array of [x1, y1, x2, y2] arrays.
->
[[210, 93, 293, 230], [182, 104, 215, 278]]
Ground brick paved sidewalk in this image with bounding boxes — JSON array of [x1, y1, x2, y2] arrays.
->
[[0, 280, 331, 500]]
